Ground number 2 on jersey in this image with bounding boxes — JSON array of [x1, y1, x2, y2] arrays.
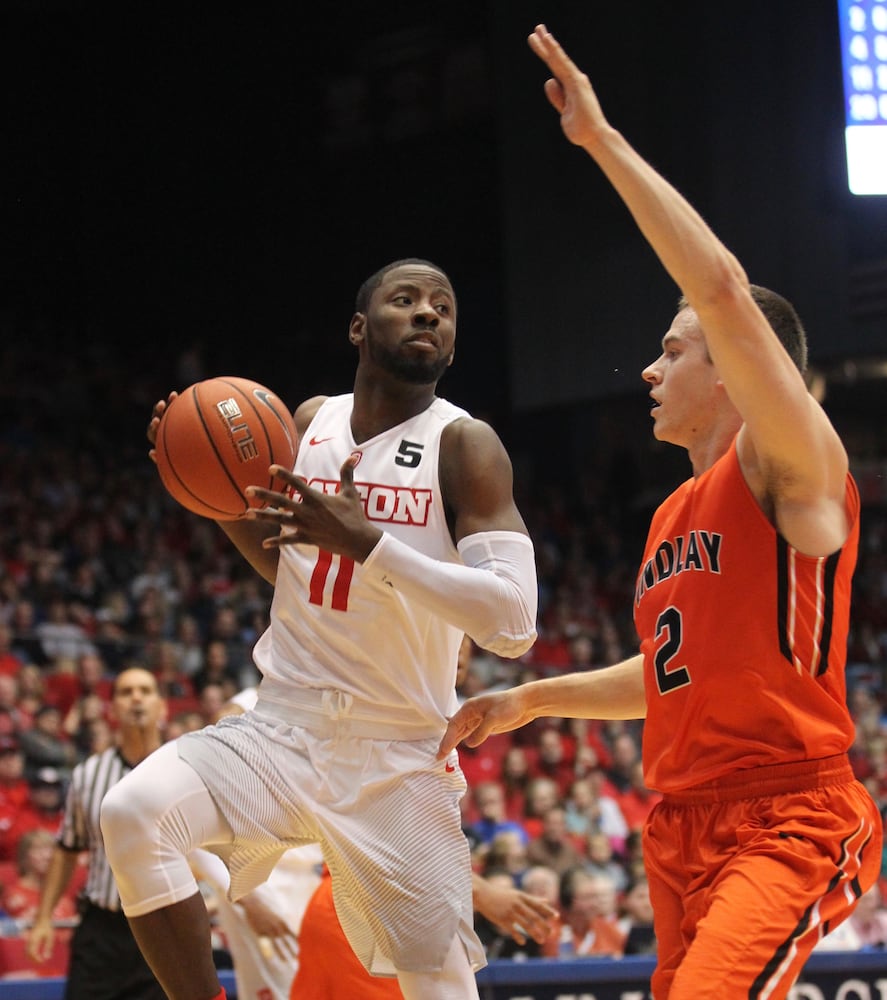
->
[[654, 606, 691, 694]]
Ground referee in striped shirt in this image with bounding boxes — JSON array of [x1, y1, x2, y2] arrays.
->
[[28, 666, 167, 999]]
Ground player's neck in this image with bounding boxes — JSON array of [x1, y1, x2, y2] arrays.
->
[[351, 377, 437, 443], [117, 731, 163, 767]]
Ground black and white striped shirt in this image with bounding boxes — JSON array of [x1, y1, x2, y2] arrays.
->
[[58, 748, 134, 911]]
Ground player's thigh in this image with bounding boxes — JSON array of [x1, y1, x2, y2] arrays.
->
[[669, 839, 843, 1000]]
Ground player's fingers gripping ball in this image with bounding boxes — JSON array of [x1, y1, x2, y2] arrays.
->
[[154, 376, 298, 520]]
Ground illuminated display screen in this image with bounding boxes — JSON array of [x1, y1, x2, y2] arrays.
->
[[838, 0, 887, 193]]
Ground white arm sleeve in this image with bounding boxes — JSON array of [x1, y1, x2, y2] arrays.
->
[[362, 529, 538, 658]]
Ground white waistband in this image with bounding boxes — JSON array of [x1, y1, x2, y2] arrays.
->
[[253, 677, 443, 740]]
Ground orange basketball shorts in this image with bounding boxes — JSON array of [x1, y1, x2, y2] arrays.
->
[[643, 754, 883, 1000]]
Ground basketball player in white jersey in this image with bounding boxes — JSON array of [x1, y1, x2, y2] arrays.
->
[[101, 259, 539, 1000]]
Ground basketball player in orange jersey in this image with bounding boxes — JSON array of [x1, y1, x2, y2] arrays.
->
[[100, 258, 540, 1000], [439, 24, 882, 1000]]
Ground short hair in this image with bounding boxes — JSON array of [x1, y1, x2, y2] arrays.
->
[[354, 258, 453, 314], [678, 285, 808, 373]]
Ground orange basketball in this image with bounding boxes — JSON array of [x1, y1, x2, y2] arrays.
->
[[154, 376, 298, 520]]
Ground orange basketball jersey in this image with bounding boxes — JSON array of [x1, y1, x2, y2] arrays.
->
[[634, 440, 859, 793]]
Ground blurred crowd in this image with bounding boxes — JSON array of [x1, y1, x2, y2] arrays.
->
[[2, 335, 887, 973]]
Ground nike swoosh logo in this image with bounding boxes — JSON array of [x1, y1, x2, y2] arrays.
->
[[445, 762, 456, 773], [308, 436, 334, 446]]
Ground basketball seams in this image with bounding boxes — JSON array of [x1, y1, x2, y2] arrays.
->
[[216, 377, 277, 494], [157, 387, 245, 518], [192, 382, 252, 517]]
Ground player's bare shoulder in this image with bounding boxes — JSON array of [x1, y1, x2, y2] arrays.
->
[[440, 416, 526, 534], [293, 395, 329, 438], [441, 416, 512, 478]]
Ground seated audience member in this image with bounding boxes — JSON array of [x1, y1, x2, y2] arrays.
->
[[603, 731, 642, 795], [617, 876, 657, 955], [1, 828, 77, 929], [481, 830, 530, 885], [557, 867, 625, 958], [520, 865, 562, 958], [0, 675, 27, 738], [19, 704, 79, 781], [564, 774, 629, 852], [584, 831, 629, 893], [499, 745, 532, 822], [469, 780, 530, 848], [0, 623, 25, 679], [521, 776, 562, 840], [531, 726, 576, 799], [5, 768, 67, 858], [0, 737, 28, 812], [525, 805, 584, 876]]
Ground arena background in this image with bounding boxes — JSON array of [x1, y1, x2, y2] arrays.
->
[[2, 0, 887, 994]]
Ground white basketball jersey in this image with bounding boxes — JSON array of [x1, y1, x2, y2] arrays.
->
[[253, 393, 472, 731]]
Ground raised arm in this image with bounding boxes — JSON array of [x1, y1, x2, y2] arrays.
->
[[528, 25, 849, 555]]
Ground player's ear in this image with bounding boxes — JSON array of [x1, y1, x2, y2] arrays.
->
[[446, 348, 455, 368], [349, 313, 366, 345]]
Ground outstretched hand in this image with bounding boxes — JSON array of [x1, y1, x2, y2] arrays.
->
[[437, 689, 534, 759], [245, 454, 382, 563], [528, 23, 609, 150]]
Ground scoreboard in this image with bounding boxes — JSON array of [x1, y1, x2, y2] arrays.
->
[[838, 0, 887, 194]]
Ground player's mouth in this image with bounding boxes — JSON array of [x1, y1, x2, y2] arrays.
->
[[405, 333, 439, 352]]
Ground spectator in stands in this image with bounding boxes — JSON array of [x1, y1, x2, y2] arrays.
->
[[63, 692, 109, 761], [0, 738, 28, 862], [564, 774, 629, 852], [526, 805, 584, 876], [1, 828, 77, 927], [584, 831, 629, 893], [531, 726, 576, 798], [618, 876, 657, 955], [520, 864, 563, 957], [481, 830, 530, 885], [15, 664, 46, 729], [0, 622, 24, 678], [604, 731, 641, 795], [565, 717, 612, 775], [35, 598, 95, 665], [557, 867, 625, 957], [469, 780, 530, 849], [521, 776, 561, 839], [190, 639, 239, 700], [499, 745, 532, 822], [9, 600, 49, 667], [6, 768, 67, 859], [19, 704, 79, 781], [149, 640, 195, 702], [170, 613, 205, 679], [0, 675, 27, 738], [206, 605, 257, 691]]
